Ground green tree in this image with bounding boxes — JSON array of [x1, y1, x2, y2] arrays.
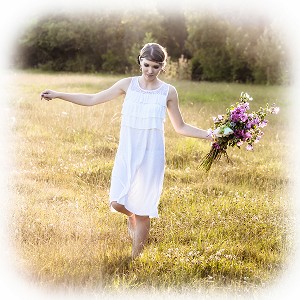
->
[[253, 25, 288, 84], [155, 10, 188, 58], [225, 26, 255, 83], [185, 13, 232, 81], [13, 10, 289, 84]]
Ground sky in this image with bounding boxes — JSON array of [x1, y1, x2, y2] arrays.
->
[[0, 0, 300, 299]]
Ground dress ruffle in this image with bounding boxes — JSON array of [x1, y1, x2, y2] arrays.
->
[[120, 77, 169, 130]]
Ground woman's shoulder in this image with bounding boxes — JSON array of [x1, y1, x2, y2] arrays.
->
[[117, 76, 133, 85], [167, 84, 177, 92], [114, 77, 133, 92], [157, 79, 176, 93], [166, 84, 178, 98]]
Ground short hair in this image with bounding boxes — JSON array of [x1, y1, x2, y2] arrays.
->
[[137, 43, 168, 68]]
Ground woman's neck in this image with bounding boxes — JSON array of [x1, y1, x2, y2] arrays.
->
[[138, 75, 161, 90]]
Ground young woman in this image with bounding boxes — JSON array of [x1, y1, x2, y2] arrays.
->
[[41, 43, 212, 258]]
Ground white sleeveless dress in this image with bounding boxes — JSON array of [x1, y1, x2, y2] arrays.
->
[[109, 76, 169, 218]]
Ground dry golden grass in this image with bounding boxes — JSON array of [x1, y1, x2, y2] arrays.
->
[[9, 71, 292, 295]]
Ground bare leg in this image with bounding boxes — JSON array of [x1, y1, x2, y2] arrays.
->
[[111, 201, 136, 234], [110, 201, 150, 257], [132, 215, 150, 259], [110, 201, 133, 217]]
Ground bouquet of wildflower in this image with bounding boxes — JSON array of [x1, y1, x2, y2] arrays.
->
[[200, 92, 280, 172]]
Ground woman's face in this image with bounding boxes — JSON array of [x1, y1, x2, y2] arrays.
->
[[140, 58, 163, 81]]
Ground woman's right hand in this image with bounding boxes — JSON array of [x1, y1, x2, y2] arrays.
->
[[40, 89, 58, 101]]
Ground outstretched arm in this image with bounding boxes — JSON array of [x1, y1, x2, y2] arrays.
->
[[40, 77, 131, 106], [167, 85, 212, 140]]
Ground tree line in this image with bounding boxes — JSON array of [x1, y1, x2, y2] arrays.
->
[[14, 9, 289, 84]]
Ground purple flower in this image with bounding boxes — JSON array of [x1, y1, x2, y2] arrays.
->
[[242, 102, 250, 110], [230, 105, 249, 123], [212, 142, 220, 150], [240, 114, 248, 122], [246, 144, 253, 151], [259, 120, 268, 128], [213, 114, 225, 123], [234, 129, 251, 141], [245, 121, 253, 129], [234, 129, 242, 137], [246, 119, 256, 129], [253, 117, 260, 125], [244, 131, 252, 140]]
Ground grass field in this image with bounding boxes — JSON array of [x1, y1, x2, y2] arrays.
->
[[8, 71, 292, 296]]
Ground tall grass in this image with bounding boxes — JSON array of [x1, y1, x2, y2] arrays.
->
[[9, 71, 292, 295]]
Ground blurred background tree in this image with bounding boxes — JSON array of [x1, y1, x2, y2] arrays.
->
[[13, 8, 289, 84]]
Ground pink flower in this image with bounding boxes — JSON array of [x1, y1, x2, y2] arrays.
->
[[242, 102, 250, 110], [254, 138, 260, 144], [244, 131, 252, 140], [259, 120, 268, 128], [246, 144, 253, 151], [271, 106, 280, 114]]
